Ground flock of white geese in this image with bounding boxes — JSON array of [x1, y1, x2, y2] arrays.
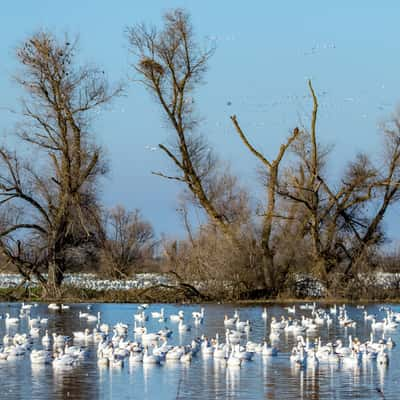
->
[[0, 302, 397, 370]]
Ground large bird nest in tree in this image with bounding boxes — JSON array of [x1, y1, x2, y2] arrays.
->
[[139, 57, 164, 75]]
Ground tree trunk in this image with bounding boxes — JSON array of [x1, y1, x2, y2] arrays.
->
[[261, 247, 276, 296], [260, 167, 278, 295], [46, 260, 64, 298]]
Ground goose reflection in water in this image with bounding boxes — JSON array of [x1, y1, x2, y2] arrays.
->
[[226, 364, 241, 395]]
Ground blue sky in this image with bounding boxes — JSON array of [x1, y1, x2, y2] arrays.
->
[[1, 1, 400, 242]]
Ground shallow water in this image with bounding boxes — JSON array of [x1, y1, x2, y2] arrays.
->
[[0, 302, 399, 399]]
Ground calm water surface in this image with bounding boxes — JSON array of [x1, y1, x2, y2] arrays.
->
[[0, 302, 399, 400]]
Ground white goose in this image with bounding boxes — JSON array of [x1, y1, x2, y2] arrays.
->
[[153, 338, 171, 357], [290, 347, 306, 368], [142, 329, 160, 343], [363, 310, 375, 321], [143, 346, 161, 364], [0, 350, 7, 360], [339, 311, 356, 327], [166, 346, 185, 361], [227, 348, 241, 367], [377, 345, 389, 365], [341, 349, 362, 367], [383, 317, 398, 330], [213, 344, 227, 360], [134, 310, 148, 323], [65, 344, 89, 359], [73, 328, 93, 341], [79, 311, 89, 319], [134, 321, 147, 335], [151, 308, 164, 319], [129, 349, 144, 363], [371, 318, 385, 330], [335, 336, 353, 357], [285, 305, 296, 314], [246, 340, 261, 353], [233, 344, 253, 361], [306, 349, 319, 366], [226, 329, 242, 345], [29, 327, 40, 337], [97, 350, 110, 366], [109, 354, 124, 368], [284, 320, 307, 334], [212, 334, 226, 359], [42, 330, 51, 346], [236, 318, 250, 332], [192, 308, 205, 323], [28, 316, 41, 327], [53, 350, 77, 367], [261, 308, 268, 319], [313, 313, 325, 325], [114, 322, 128, 336], [224, 314, 237, 326], [180, 350, 192, 363], [93, 328, 106, 342], [3, 334, 12, 346], [158, 327, 173, 338], [178, 319, 191, 332], [99, 323, 110, 334], [262, 341, 278, 357], [5, 313, 19, 325], [21, 303, 33, 311], [30, 349, 52, 364], [4, 346, 25, 359], [270, 316, 285, 331], [52, 333, 70, 346], [201, 339, 215, 356], [170, 310, 184, 322], [87, 311, 100, 323], [381, 333, 396, 349]]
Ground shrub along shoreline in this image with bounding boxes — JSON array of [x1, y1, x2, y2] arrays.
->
[[2, 287, 400, 305], [1, 271, 400, 304]]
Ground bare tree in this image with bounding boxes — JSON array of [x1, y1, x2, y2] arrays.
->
[[101, 206, 155, 278], [278, 81, 400, 286], [230, 116, 300, 293], [344, 116, 400, 274], [0, 32, 121, 296], [127, 9, 240, 240], [277, 81, 328, 278]]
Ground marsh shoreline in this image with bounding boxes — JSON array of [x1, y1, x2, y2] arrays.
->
[[1, 287, 400, 305]]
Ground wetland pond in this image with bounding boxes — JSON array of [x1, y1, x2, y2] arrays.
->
[[0, 302, 399, 400]]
